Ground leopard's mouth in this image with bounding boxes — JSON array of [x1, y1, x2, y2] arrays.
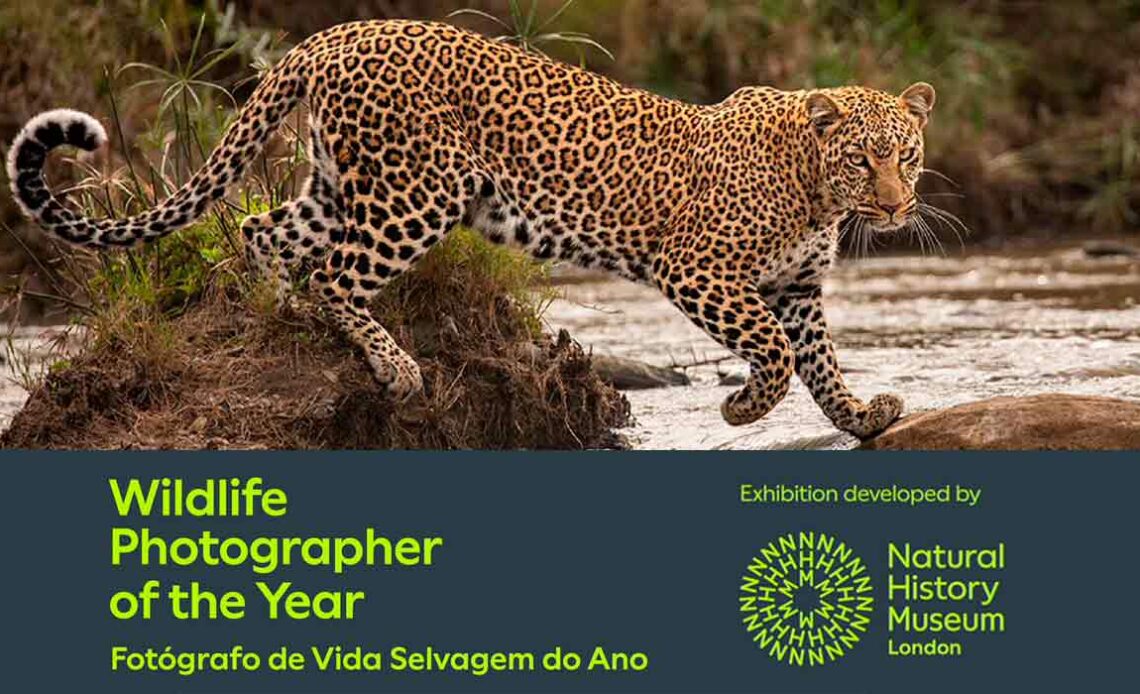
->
[[854, 209, 911, 233], [852, 200, 923, 232], [869, 215, 911, 232]]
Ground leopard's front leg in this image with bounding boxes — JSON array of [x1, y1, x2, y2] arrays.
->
[[653, 248, 796, 427], [764, 283, 903, 438]]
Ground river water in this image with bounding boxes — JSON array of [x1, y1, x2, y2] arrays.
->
[[2, 244, 1138, 448], [544, 244, 1140, 449]]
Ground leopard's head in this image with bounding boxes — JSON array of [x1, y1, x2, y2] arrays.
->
[[805, 83, 936, 232]]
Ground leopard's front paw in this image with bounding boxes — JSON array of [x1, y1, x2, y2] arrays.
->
[[389, 359, 424, 402], [368, 353, 424, 402], [844, 393, 904, 439]]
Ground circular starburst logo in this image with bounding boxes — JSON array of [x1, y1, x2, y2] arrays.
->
[[738, 531, 874, 667]]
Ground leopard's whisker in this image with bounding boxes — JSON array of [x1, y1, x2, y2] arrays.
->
[[918, 200, 967, 232], [933, 207, 970, 237], [923, 217, 941, 256], [920, 209, 964, 251], [852, 217, 865, 260], [920, 167, 960, 188], [911, 216, 927, 256], [918, 201, 970, 249], [918, 192, 965, 199], [838, 214, 857, 243], [917, 215, 946, 256], [859, 216, 875, 260]]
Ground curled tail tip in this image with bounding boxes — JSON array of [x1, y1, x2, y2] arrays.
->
[[17, 109, 108, 151], [7, 109, 108, 219], [7, 109, 107, 176]]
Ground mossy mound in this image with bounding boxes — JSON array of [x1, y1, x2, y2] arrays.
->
[[1, 232, 631, 449]]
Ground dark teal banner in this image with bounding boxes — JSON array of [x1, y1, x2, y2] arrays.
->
[[2, 452, 1133, 693]]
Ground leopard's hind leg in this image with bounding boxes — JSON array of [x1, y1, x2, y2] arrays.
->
[[241, 196, 337, 304], [241, 125, 340, 304], [307, 126, 478, 399]]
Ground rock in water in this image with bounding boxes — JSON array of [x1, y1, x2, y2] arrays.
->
[[591, 355, 691, 390], [862, 394, 1140, 450], [1082, 241, 1140, 259]]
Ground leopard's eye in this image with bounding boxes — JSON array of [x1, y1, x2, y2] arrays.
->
[[846, 152, 870, 168], [900, 147, 918, 163]]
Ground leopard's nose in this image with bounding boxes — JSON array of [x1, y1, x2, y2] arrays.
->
[[879, 201, 901, 215]]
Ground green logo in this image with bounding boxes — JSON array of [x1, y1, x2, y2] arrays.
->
[[739, 531, 874, 667]]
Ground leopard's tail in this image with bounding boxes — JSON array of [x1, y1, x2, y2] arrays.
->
[[6, 49, 308, 249]]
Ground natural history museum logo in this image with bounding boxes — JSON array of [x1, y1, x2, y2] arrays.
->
[[738, 531, 874, 667]]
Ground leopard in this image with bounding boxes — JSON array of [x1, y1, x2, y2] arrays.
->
[[7, 19, 936, 439]]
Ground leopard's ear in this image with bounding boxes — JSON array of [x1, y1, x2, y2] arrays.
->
[[805, 92, 845, 140], [899, 82, 936, 128]]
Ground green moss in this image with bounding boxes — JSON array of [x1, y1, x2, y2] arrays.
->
[[405, 227, 552, 337], [86, 214, 239, 317]]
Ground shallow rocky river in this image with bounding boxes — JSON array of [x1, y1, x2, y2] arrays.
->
[[2, 244, 1138, 449], [545, 244, 1140, 449]]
